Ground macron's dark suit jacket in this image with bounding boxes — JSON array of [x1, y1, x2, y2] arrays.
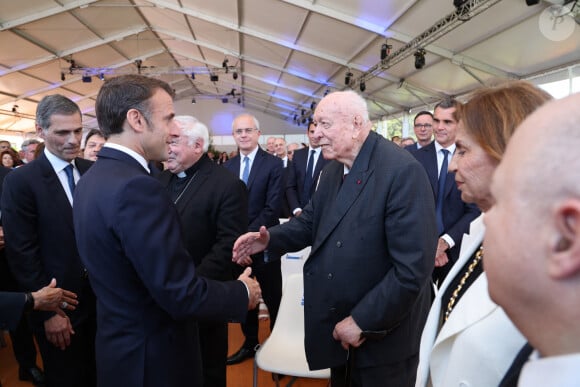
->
[[268, 131, 438, 372], [410, 141, 480, 275], [286, 147, 329, 210], [0, 154, 94, 330], [73, 147, 249, 387], [0, 292, 26, 331], [157, 153, 248, 281]]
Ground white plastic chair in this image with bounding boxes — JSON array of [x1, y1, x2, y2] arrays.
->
[[253, 273, 330, 387]]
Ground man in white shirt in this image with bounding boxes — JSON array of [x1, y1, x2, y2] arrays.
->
[[485, 92, 580, 387]]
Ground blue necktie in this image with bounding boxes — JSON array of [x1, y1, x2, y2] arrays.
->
[[436, 149, 449, 234], [64, 164, 76, 194], [242, 156, 250, 185], [301, 150, 316, 206]]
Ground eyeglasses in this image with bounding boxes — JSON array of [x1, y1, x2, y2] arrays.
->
[[234, 128, 257, 135], [414, 124, 433, 129]]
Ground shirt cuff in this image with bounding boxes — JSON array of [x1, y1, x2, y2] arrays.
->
[[441, 234, 455, 249], [292, 208, 302, 215]]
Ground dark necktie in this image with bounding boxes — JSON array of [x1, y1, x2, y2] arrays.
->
[[64, 164, 75, 194], [436, 149, 449, 234], [497, 342, 534, 387], [301, 150, 316, 206], [242, 156, 250, 185]]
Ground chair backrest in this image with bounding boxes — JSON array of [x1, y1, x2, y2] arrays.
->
[[254, 273, 330, 380]]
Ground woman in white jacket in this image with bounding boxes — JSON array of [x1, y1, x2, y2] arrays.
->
[[415, 81, 552, 387]]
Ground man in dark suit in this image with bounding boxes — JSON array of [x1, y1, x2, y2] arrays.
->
[[405, 111, 434, 151], [286, 121, 329, 216], [158, 115, 248, 387], [274, 137, 292, 218], [410, 99, 480, 285], [233, 91, 437, 386], [225, 113, 284, 365], [73, 75, 260, 387], [1, 95, 96, 387]]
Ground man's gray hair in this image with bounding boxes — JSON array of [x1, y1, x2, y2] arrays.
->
[[174, 115, 210, 153], [36, 94, 81, 130]]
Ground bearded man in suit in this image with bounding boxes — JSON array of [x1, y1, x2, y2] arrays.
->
[[232, 90, 437, 386], [158, 115, 248, 387]]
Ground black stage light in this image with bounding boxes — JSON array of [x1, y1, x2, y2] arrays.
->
[[191, 72, 195, 80], [191, 98, 196, 104], [233, 72, 238, 80], [525, 0, 540, 4], [310, 101, 316, 110], [237, 97, 241, 104], [82, 75, 92, 83], [359, 80, 366, 92], [221, 97, 228, 103], [345, 70, 353, 85], [60, 72, 66, 81], [414, 49, 426, 70], [210, 74, 219, 82]]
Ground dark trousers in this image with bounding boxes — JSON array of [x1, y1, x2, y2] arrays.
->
[[241, 260, 282, 348], [0, 251, 38, 370], [35, 315, 97, 387], [199, 321, 228, 387], [9, 315, 37, 370], [330, 353, 419, 387]]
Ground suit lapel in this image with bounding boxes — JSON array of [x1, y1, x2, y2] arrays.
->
[[38, 154, 74, 231], [246, 148, 265, 189], [310, 133, 377, 255]]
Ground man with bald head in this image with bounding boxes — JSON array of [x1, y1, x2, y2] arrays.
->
[[232, 91, 437, 386], [485, 93, 580, 386]]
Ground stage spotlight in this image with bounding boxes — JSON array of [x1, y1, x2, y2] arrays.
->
[[414, 49, 426, 70], [11, 105, 18, 113], [345, 70, 353, 86], [237, 97, 241, 104], [230, 88, 236, 97], [310, 101, 316, 110], [221, 97, 228, 103], [210, 74, 219, 82], [191, 98, 196, 104], [324, 89, 330, 96], [525, 0, 540, 4], [359, 80, 366, 92], [60, 72, 66, 81], [233, 72, 238, 80], [380, 42, 392, 60], [98, 73, 105, 81], [222, 58, 228, 68], [82, 75, 92, 83], [191, 72, 195, 80]]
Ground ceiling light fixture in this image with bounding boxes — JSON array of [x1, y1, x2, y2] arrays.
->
[[191, 72, 195, 80], [61, 72, 66, 81], [191, 98, 196, 104], [82, 74, 92, 83], [232, 72, 238, 80], [210, 74, 219, 82], [359, 80, 366, 92], [98, 72, 105, 81], [345, 70, 353, 86], [237, 97, 241, 104], [414, 49, 426, 69], [221, 97, 228, 103], [380, 42, 392, 60], [11, 105, 18, 113]]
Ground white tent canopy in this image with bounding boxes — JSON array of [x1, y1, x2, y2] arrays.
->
[[1, 0, 579, 138]]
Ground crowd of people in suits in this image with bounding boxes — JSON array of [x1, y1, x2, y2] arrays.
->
[[0, 75, 579, 387]]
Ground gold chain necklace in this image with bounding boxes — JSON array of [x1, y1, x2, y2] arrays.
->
[[444, 246, 483, 322]]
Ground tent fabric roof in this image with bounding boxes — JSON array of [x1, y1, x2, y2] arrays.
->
[[0, 0, 579, 135]]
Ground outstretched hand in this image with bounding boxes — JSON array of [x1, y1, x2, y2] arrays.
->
[[232, 226, 270, 266], [237, 267, 262, 310], [32, 278, 79, 317]]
